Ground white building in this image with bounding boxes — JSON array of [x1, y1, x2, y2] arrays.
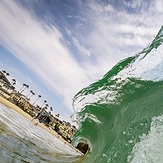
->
[[0, 71, 14, 98]]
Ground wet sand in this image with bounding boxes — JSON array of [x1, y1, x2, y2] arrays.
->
[[0, 96, 83, 155]]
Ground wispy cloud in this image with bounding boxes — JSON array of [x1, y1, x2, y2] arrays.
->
[[71, 36, 91, 56], [0, 0, 163, 117], [76, 0, 163, 76], [0, 0, 90, 112]]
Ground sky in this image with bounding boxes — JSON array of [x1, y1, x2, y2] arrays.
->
[[0, 0, 163, 124]]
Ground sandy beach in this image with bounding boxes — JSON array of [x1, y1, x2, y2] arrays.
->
[[0, 96, 83, 155]]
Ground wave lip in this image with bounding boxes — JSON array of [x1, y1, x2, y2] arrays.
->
[[73, 26, 163, 114]]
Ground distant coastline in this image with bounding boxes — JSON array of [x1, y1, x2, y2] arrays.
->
[[0, 95, 83, 155], [0, 70, 85, 156], [0, 70, 77, 141]]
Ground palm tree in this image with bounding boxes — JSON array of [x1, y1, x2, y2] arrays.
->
[[2, 70, 10, 79], [2, 70, 6, 74], [2, 71, 11, 91], [6, 72, 9, 76], [41, 100, 47, 107], [18, 83, 27, 93], [2, 70, 8, 77], [19, 84, 29, 94], [50, 107, 53, 111], [26, 90, 34, 98], [29, 91, 35, 99], [11, 79, 16, 86], [43, 103, 48, 110], [32, 94, 41, 105]]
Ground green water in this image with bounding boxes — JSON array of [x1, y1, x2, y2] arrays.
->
[[72, 26, 163, 163]]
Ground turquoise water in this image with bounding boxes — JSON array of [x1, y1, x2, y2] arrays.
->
[[72, 26, 163, 163]]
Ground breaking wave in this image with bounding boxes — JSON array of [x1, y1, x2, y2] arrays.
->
[[72, 26, 163, 163]]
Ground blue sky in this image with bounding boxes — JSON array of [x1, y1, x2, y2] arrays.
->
[[0, 0, 163, 123]]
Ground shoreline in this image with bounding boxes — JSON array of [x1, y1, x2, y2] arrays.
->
[[0, 96, 83, 156]]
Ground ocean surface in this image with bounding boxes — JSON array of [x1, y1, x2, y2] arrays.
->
[[1, 26, 163, 163], [0, 104, 81, 163], [72, 26, 163, 163]]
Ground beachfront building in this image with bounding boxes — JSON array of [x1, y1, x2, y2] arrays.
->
[[56, 121, 77, 142], [0, 71, 14, 98], [9, 92, 28, 108], [9, 92, 36, 116], [43, 114, 76, 142], [0, 70, 78, 143]]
